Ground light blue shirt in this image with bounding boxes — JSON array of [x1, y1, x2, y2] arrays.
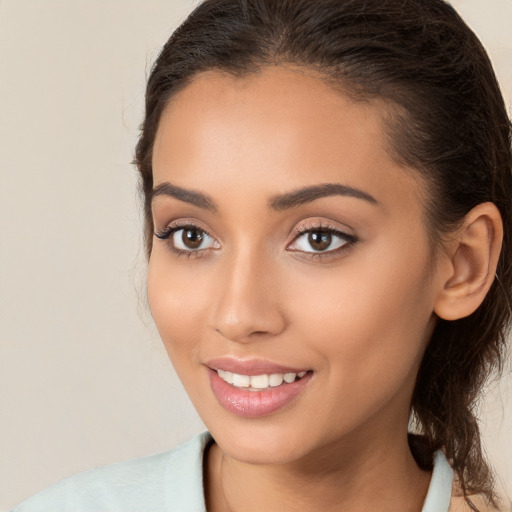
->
[[12, 432, 454, 512]]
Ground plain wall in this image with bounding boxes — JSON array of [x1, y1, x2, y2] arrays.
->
[[1, 1, 511, 509]]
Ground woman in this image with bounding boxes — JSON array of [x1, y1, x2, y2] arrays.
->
[[12, 0, 511, 510]]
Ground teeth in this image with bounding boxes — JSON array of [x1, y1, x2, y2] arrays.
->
[[250, 374, 269, 389], [283, 373, 296, 383], [232, 373, 250, 387], [217, 370, 308, 389], [269, 373, 284, 387], [217, 369, 234, 384]]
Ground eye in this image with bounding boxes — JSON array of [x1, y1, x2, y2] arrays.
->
[[154, 224, 220, 254], [288, 226, 357, 254]]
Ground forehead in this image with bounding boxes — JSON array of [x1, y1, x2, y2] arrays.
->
[[165, 65, 374, 123], [152, 66, 425, 214], [155, 66, 387, 158]]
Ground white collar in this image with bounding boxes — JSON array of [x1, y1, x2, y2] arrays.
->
[[193, 434, 454, 512], [421, 450, 454, 512]]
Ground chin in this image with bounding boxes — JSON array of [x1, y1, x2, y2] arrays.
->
[[206, 417, 315, 465]]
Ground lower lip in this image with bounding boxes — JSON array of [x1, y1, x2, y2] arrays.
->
[[208, 368, 312, 418]]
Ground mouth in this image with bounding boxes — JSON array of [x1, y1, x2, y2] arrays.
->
[[205, 358, 313, 417], [216, 369, 309, 391]]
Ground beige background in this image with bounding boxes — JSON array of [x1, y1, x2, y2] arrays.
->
[[0, 0, 511, 509]]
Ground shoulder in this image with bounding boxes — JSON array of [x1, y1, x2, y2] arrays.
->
[[449, 495, 502, 512], [11, 432, 212, 512], [423, 451, 506, 512], [449, 483, 506, 512]]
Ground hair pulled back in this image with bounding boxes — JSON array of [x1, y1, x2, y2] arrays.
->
[[135, 0, 512, 506]]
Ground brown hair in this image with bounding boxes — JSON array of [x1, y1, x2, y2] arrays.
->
[[135, 0, 512, 507]]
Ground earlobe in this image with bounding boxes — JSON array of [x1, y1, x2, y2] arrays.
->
[[434, 203, 503, 321]]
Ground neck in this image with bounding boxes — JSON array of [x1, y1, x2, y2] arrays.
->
[[205, 424, 431, 512]]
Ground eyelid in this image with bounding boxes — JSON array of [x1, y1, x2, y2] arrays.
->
[[289, 219, 356, 241], [153, 218, 357, 260], [154, 218, 215, 239], [154, 220, 220, 258], [287, 220, 358, 257]]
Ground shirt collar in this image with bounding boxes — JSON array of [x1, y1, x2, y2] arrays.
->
[[176, 434, 453, 512], [421, 450, 454, 512]]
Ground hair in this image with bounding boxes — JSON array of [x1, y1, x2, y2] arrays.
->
[[134, 0, 512, 507]]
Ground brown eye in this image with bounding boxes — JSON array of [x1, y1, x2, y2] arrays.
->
[[288, 226, 356, 255], [182, 228, 203, 249], [308, 231, 332, 251], [169, 226, 219, 252], [154, 224, 220, 255]]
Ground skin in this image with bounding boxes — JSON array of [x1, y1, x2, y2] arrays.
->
[[147, 66, 502, 512]]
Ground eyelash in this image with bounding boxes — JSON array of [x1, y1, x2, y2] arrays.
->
[[154, 223, 217, 259], [288, 222, 358, 259], [154, 221, 358, 260]]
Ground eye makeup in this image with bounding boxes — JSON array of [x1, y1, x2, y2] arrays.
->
[[154, 222, 219, 259], [154, 218, 358, 262], [287, 220, 358, 261]]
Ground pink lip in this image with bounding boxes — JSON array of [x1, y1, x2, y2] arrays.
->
[[205, 358, 313, 418], [205, 357, 309, 376]]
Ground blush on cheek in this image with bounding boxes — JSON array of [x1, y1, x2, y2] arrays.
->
[[299, 266, 432, 392], [147, 265, 207, 363]]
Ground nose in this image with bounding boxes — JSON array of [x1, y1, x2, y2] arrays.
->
[[211, 246, 287, 343]]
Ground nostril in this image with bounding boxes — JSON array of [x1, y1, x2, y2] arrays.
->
[[215, 326, 272, 342]]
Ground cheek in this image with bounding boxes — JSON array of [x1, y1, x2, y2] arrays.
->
[[287, 243, 435, 398], [147, 253, 210, 366]]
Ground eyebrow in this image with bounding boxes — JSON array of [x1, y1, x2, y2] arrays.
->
[[151, 181, 377, 212], [151, 182, 218, 212], [269, 183, 378, 210]]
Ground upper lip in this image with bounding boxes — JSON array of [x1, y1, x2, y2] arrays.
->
[[205, 357, 310, 376]]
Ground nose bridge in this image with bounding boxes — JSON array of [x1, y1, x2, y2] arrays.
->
[[212, 242, 285, 342]]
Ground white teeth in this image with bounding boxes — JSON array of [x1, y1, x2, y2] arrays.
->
[[217, 370, 308, 389], [217, 369, 234, 384], [269, 373, 284, 387], [250, 374, 269, 389], [232, 373, 250, 387]]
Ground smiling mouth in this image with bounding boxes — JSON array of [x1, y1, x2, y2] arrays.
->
[[208, 362, 314, 417], [216, 369, 309, 391]]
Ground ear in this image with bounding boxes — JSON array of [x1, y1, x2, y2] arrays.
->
[[434, 202, 503, 321]]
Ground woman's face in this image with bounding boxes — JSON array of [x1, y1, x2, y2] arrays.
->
[[148, 66, 444, 465]]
